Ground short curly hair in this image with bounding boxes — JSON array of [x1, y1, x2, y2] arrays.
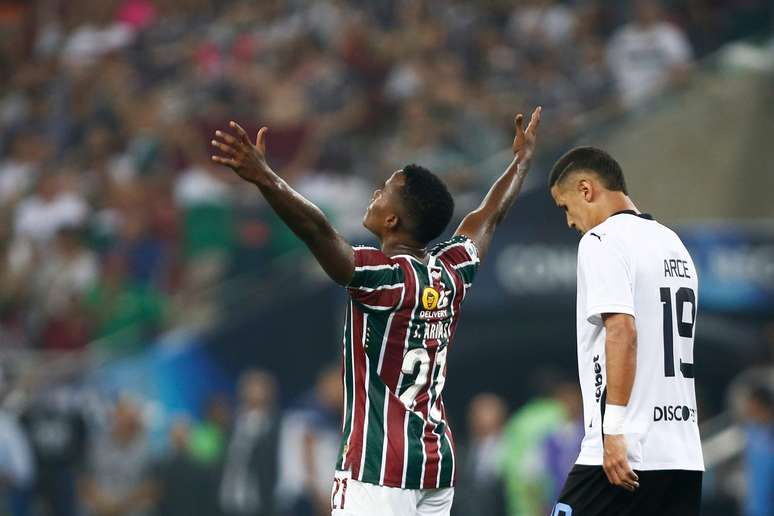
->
[[398, 164, 455, 244]]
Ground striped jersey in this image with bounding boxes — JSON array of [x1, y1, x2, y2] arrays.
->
[[336, 235, 480, 490]]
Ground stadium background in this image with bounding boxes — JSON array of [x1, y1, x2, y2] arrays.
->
[[0, 0, 772, 515]]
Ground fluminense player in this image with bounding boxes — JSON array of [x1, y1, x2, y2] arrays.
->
[[210, 107, 541, 516], [548, 147, 703, 516]]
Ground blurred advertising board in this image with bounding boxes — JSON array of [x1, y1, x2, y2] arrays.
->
[[464, 193, 773, 317]]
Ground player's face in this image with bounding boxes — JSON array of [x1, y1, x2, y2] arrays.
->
[[550, 182, 593, 234], [363, 170, 405, 237]]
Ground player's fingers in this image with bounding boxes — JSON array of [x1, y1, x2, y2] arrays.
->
[[605, 461, 635, 491], [527, 106, 542, 133], [622, 468, 640, 489], [514, 113, 524, 133], [210, 140, 237, 156], [614, 465, 637, 491], [230, 121, 251, 145], [256, 126, 268, 153], [211, 155, 239, 168], [214, 130, 239, 146], [602, 464, 617, 486]]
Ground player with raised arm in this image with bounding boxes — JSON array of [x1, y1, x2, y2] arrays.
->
[[210, 107, 541, 516], [548, 147, 704, 516]]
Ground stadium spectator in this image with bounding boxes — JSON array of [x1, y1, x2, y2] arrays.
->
[[607, 0, 693, 108], [189, 394, 231, 466], [540, 382, 584, 509], [219, 370, 279, 516], [21, 384, 89, 516], [152, 417, 215, 516], [39, 226, 97, 307], [13, 173, 89, 246], [0, 366, 34, 516], [79, 396, 156, 516], [742, 384, 774, 516], [452, 393, 508, 516], [508, 0, 577, 51], [83, 252, 168, 356], [0, 131, 46, 208], [277, 365, 342, 516], [500, 371, 579, 516]]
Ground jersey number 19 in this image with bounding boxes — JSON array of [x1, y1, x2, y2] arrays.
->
[[659, 287, 696, 379]]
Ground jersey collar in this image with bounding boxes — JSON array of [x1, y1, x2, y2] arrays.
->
[[611, 209, 654, 220]]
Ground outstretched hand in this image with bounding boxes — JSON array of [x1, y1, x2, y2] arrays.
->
[[211, 121, 271, 184], [512, 106, 542, 167]]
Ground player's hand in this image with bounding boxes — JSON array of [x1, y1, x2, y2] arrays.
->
[[602, 434, 640, 492], [211, 121, 272, 184], [512, 106, 542, 167]]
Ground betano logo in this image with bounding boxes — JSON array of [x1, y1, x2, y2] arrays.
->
[[422, 287, 440, 310]]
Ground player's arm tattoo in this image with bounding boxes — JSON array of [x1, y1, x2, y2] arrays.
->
[[454, 107, 541, 261], [211, 122, 355, 285]]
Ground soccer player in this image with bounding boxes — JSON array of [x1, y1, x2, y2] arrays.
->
[[210, 107, 541, 516], [548, 147, 704, 516]]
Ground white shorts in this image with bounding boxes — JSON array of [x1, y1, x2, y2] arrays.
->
[[330, 470, 454, 516]]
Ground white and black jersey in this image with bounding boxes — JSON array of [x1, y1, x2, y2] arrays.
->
[[574, 210, 704, 472]]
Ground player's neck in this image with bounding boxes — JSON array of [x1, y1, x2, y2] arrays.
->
[[380, 235, 427, 261], [598, 194, 639, 224]]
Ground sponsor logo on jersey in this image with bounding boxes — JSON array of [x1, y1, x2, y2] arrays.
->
[[422, 287, 440, 310], [419, 309, 449, 320], [464, 240, 478, 260], [593, 354, 603, 403], [654, 405, 697, 423], [421, 286, 450, 311]]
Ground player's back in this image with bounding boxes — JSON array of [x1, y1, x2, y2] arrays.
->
[[336, 235, 480, 489], [575, 211, 704, 471]]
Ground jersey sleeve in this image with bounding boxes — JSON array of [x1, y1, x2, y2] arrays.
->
[[346, 246, 405, 312], [433, 235, 481, 288], [578, 232, 635, 325]]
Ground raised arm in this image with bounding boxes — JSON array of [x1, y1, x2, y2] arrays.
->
[[211, 122, 354, 285], [454, 107, 541, 261]]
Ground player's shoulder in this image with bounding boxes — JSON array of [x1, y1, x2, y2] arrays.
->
[[429, 234, 477, 256], [429, 235, 479, 263], [587, 212, 658, 239], [352, 244, 387, 256], [580, 217, 619, 246], [578, 217, 633, 258], [349, 245, 406, 290], [352, 245, 401, 268]]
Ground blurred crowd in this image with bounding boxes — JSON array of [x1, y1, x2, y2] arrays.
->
[[1, 0, 772, 356], [0, 359, 587, 516], [2, 355, 772, 516], [0, 1, 773, 514], [0, 364, 337, 516]]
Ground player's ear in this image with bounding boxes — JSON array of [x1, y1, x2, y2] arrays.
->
[[578, 178, 593, 203], [385, 213, 399, 230]]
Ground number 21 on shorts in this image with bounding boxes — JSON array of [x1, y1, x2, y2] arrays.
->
[[331, 471, 350, 511]]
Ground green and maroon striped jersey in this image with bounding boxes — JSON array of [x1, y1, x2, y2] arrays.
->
[[336, 235, 480, 490]]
